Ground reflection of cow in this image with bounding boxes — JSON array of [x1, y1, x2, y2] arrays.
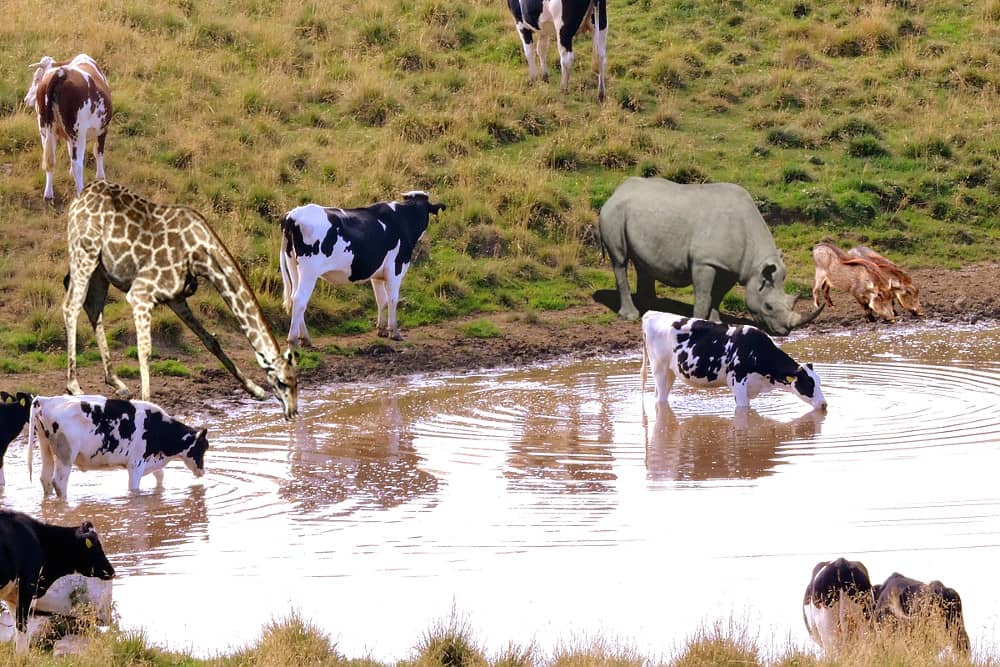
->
[[803, 557, 876, 654], [874, 572, 970, 655], [643, 403, 823, 482], [641, 311, 827, 410]]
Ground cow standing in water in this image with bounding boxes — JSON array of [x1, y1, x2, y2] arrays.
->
[[507, 0, 608, 101], [279, 191, 445, 347], [640, 311, 827, 411], [23, 54, 111, 200]]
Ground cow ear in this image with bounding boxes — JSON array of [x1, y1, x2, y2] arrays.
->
[[430, 203, 446, 215], [198, 429, 209, 447], [806, 362, 814, 370], [0, 392, 10, 402]]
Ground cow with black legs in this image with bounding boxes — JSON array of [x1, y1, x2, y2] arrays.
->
[[279, 191, 445, 347], [0, 510, 114, 653], [507, 0, 608, 101], [0, 392, 32, 486]]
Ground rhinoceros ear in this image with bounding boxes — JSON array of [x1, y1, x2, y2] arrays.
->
[[761, 262, 779, 288]]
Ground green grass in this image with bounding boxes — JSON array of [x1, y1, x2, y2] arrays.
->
[[459, 318, 502, 339], [1, 0, 999, 359]]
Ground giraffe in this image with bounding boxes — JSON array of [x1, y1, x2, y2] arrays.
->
[[63, 180, 298, 419]]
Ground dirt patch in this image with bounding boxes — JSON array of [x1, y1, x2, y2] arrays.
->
[[13, 261, 999, 420]]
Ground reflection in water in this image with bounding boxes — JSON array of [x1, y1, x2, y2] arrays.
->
[[38, 485, 208, 574], [643, 403, 825, 482], [280, 394, 438, 514], [504, 372, 617, 494]]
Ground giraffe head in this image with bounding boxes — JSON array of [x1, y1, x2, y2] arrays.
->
[[261, 349, 298, 419]]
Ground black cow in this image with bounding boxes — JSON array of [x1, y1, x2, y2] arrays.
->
[[279, 190, 445, 346], [507, 0, 608, 101], [803, 558, 877, 654], [0, 510, 114, 652], [875, 572, 970, 655], [0, 392, 32, 486]]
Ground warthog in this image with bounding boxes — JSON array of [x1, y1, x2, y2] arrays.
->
[[812, 243, 896, 322], [846, 246, 923, 317]]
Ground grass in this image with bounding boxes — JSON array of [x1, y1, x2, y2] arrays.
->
[[0, 0, 998, 368], [3, 611, 997, 666]]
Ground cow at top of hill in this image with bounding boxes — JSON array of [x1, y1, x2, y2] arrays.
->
[[23, 53, 111, 200], [279, 191, 445, 347], [507, 0, 608, 101]]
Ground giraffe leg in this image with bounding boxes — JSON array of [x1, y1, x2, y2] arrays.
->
[[166, 298, 268, 400], [82, 271, 130, 397], [126, 286, 156, 401], [63, 257, 102, 396]]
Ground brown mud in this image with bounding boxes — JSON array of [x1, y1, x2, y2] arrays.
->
[[13, 262, 999, 419]]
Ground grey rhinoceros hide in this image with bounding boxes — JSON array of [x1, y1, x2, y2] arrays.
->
[[598, 177, 822, 336]]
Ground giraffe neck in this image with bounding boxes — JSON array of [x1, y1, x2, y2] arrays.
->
[[200, 240, 282, 370]]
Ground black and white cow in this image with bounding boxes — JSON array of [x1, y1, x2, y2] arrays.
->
[[875, 572, 970, 655], [640, 312, 827, 410], [27, 395, 209, 499], [0, 510, 114, 653], [507, 0, 608, 101], [279, 190, 445, 347], [803, 558, 876, 653], [0, 391, 33, 486]]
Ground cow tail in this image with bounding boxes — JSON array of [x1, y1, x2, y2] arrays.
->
[[278, 217, 294, 313], [40, 69, 67, 172], [26, 399, 38, 481]]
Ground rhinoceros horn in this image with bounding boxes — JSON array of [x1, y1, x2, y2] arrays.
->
[[787, 296, 825, 329]]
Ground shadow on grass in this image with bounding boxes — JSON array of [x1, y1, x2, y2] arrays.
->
[[591, 289, 756, 328]]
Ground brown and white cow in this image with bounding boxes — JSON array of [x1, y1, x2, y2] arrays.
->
[[23, 54, 111, 200], [507, 0, 608, 101]]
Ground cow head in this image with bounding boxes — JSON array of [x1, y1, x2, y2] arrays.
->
[[24, 56, 55, 110], [73, 521, 115, 580], [182, 428, 210, 477], [402, 190, 446, 216], [791, 362, 827, 411]]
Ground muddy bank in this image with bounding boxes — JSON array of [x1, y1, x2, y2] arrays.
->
[[14, 261, 999, 419]]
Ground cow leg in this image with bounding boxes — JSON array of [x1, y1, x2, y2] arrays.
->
[[384, 275, 405, 341], [82, 271, 130, 398], [38, 433, 55, 496], [40, 126, 57, 200], [15, 582, 36, 653], [371, 278, 389, 337], [95, 129, 107, 180], [517, 27, 540, 81], [288, 273, 319, 350], [153, 469, 164, 487], [128, 461, 145, 491], [166, 298, 269, 400], [653, 365, 676, 403], [536, 26, 550, 82], [592, 0, 608, 102], [63, 256, 102, 396], [69, 133, 86, 193], [730, 378, 751, 408], [555, 23, 576, 94]]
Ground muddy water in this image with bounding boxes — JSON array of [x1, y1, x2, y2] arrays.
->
[[2, 322, 999, 660]]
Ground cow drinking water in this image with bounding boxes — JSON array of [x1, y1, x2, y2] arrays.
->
[[23, 54, 111, 200], [0, 392, 32, 486], [803, 558, 877, 654], [27, 395, 208, 499], [0, 510, 114, 653], [279, 191, 445, 347], [640, 311, 827, 410]]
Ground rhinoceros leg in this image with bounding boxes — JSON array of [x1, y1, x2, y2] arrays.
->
[[692, 264, 735, 322], [636, 271, 656, 304], [612, 260, 641, 320]]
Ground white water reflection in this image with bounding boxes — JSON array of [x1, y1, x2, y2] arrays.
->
[[0, 321, 997, 661]]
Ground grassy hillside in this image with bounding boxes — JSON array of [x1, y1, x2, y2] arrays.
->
[[1, 0, 999, 370]]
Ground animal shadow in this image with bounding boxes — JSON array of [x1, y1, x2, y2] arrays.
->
[[592, 289, 755, 327], [643, 403, 825, 482]]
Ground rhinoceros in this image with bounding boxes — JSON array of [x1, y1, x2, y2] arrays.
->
[[598, 177, 823, 336]]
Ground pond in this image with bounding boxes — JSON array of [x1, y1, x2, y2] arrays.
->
[[2, 320, 999, 661]]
